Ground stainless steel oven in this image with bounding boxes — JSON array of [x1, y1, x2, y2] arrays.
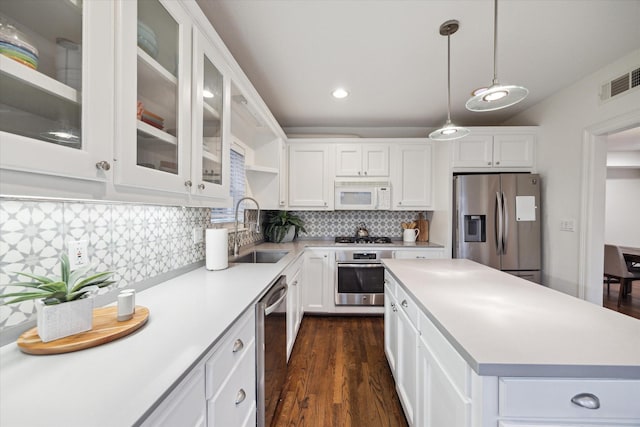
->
[[335, 250, 392, 306]]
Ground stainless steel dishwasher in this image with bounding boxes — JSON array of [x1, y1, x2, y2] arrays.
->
[[256, 275, 288, 427]]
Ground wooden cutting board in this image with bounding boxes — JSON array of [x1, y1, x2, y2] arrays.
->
[[17, 305, 149, 355], [416, 213, 429, 242]]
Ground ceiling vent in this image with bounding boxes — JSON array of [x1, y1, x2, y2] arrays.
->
[[600, 66, 640, 103]]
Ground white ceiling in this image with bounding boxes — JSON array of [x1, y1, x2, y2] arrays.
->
[[607, 126, 640, 152], [196, 0, 640, 134]]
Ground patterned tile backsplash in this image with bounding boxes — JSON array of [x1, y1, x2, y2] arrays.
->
[[290, 210, 431, 239], [0, 199, 425, 334]]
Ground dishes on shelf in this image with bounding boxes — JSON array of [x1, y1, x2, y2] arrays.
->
[[0, 21, 39, 70], [137, 20, 158, 59]]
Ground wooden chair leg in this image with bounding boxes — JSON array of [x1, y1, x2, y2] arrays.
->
[[617, 278, 629, 308]]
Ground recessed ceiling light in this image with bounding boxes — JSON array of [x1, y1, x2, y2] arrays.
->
[[332, 88, 349, 99]]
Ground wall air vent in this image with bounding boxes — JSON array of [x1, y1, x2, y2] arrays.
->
[[599, 66, 640, 103]]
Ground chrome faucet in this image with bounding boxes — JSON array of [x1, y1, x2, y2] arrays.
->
[[234, 197, 261, 256]]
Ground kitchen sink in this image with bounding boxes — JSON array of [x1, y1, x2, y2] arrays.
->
[[231, 250, 289, 264]]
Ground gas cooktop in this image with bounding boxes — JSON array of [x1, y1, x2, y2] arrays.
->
[[334, 236, 393, 244]]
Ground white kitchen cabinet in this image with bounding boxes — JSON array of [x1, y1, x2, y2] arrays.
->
[[288, 143, 333, 209], [303, 249, 334, 313], [140, 365, 206, 427], [452, 130, 535, 170], [335, 143, 389, 177], [205, 307, 256, 427], [279, 139, 288, 207], [392, 142, 433, 210], [392, 249, 445, 259], [0, 0, 113, 182], [115, 0, 194, 194], [190, 27, 230, 199], [385, 272, 419, 426], [384, 278, 398, 377], [285, 255, 304, 360]]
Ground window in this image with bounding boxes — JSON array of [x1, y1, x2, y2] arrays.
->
[[211, 147, 245, 224]]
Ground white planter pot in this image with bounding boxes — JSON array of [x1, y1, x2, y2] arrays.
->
[[280, 227, 296, 243], [36, 297, 94, 342]]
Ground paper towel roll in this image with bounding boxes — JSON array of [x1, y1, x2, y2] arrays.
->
[[206, 229, 228, 270]]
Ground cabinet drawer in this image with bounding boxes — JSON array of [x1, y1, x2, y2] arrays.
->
[[396, 284, 418, 327], [205, 309, 255, 399], [208, 340, 256, 427], [384, 271, 397, 297], [392, 250, 444, 259], [419, 310, 470, 397], [499, 377, 640, 419]]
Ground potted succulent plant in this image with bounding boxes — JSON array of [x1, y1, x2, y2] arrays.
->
[[263, 210, 307, 243], [0, 254, 115, 342]]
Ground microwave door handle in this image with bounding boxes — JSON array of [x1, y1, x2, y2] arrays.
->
[[373, 188, 378, 209]]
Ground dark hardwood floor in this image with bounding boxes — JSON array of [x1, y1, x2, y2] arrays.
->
[[273, 316, 408, 427], [603, 279, 640, 320]]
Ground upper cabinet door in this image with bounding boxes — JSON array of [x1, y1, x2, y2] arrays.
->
[[0, 0, 113, 181], [393, 143, 433, 210], [492, 134, 535, 168], [114, 0, 192, 194], [362, 144, 389, 176], [191, 27, 230, 200], [335, 144, 362, 176], [288, 144, 332, 209], [452, 135, 493, 168]]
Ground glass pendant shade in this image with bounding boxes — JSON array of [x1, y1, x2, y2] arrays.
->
[[466, 82, 528, 111], [429, 20, 469, 142], [466, 0, 528, 112], [429, 119, 470, 141]]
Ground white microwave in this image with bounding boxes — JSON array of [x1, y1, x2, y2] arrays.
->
[[334, 181, 391, 210]]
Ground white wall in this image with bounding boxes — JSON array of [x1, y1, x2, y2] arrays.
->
[[605, 168, 640, 247], [504, 49, 640, 299]]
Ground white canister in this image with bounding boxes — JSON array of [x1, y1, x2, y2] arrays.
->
[[206, 228, 229, 270], [403, 228, 420, 243]]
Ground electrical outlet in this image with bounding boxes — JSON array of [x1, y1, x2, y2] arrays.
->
[[68, 240, 89, 270], [192, 227, 204, 244]]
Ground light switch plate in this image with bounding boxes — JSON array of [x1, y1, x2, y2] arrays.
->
[[192, 227, 204, 244], [68, 240, 89, 270], [560, 219, 576, 232]]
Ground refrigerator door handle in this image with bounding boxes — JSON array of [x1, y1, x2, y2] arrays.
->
[[496, 192, 503, 254], [502, 192, 508, 255]]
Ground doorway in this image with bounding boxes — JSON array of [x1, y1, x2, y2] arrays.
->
[[579, 110, 640, 304]]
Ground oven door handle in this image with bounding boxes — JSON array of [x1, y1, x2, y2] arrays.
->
[[337, 263, 382, 268]]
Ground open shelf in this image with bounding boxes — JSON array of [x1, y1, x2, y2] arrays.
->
[[245, 164, 279, 174]]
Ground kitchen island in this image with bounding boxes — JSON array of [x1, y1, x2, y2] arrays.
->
[[382, 258, 640, 426]]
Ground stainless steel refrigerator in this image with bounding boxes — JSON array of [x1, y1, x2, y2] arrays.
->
[[453, 173, 541, 283]]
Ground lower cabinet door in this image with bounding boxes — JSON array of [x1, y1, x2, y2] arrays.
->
[[141, 365, 206, 427], [418, 339, 471, 427], [207, 340, 256, 427], [396, 306, 418, 426]]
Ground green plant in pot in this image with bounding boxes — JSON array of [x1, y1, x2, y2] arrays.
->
[[1, 254, 115, 342], [263, 211, 307, 243]]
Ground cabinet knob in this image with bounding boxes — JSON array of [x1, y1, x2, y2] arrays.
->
[[292, 280, 298, 287], [487, 161, 492, 165], [198, 183, 205, 190], [324, 202, 327, 206], [358, 171, 361, 175], [391, 303, 397, 312], [95, 161, 111, 171], [232, 339, 244, 353], [235, 389, 246, 405], [364, 171, 368, 175], [571, 393, 600, 410], [401, 300, 408, 308], [496, 161, 500, 165], [184, 180, 192, 188]]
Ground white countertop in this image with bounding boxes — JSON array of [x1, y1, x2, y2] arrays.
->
[[383, 258, 640, 379], [0, 246, 306, 427]]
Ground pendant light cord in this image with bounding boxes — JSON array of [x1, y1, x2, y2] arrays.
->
[[492, 0, 499, 85], [447, 32, 452, 122]]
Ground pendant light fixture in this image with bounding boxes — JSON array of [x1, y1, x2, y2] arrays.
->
[[466, 0, 528, 111], [429, 20, 469, 141]]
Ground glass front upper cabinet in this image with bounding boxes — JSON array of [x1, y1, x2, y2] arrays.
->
[[0, 0, 112, 181], [191, 27, 229, 199], [115, 0, 192, 194]]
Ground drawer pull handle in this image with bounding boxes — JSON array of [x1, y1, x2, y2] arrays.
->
[[232, 339, 244, 353], [571, 393, 600, 409], [235, 388, 246, 405], [401, 300, 408, 308]]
